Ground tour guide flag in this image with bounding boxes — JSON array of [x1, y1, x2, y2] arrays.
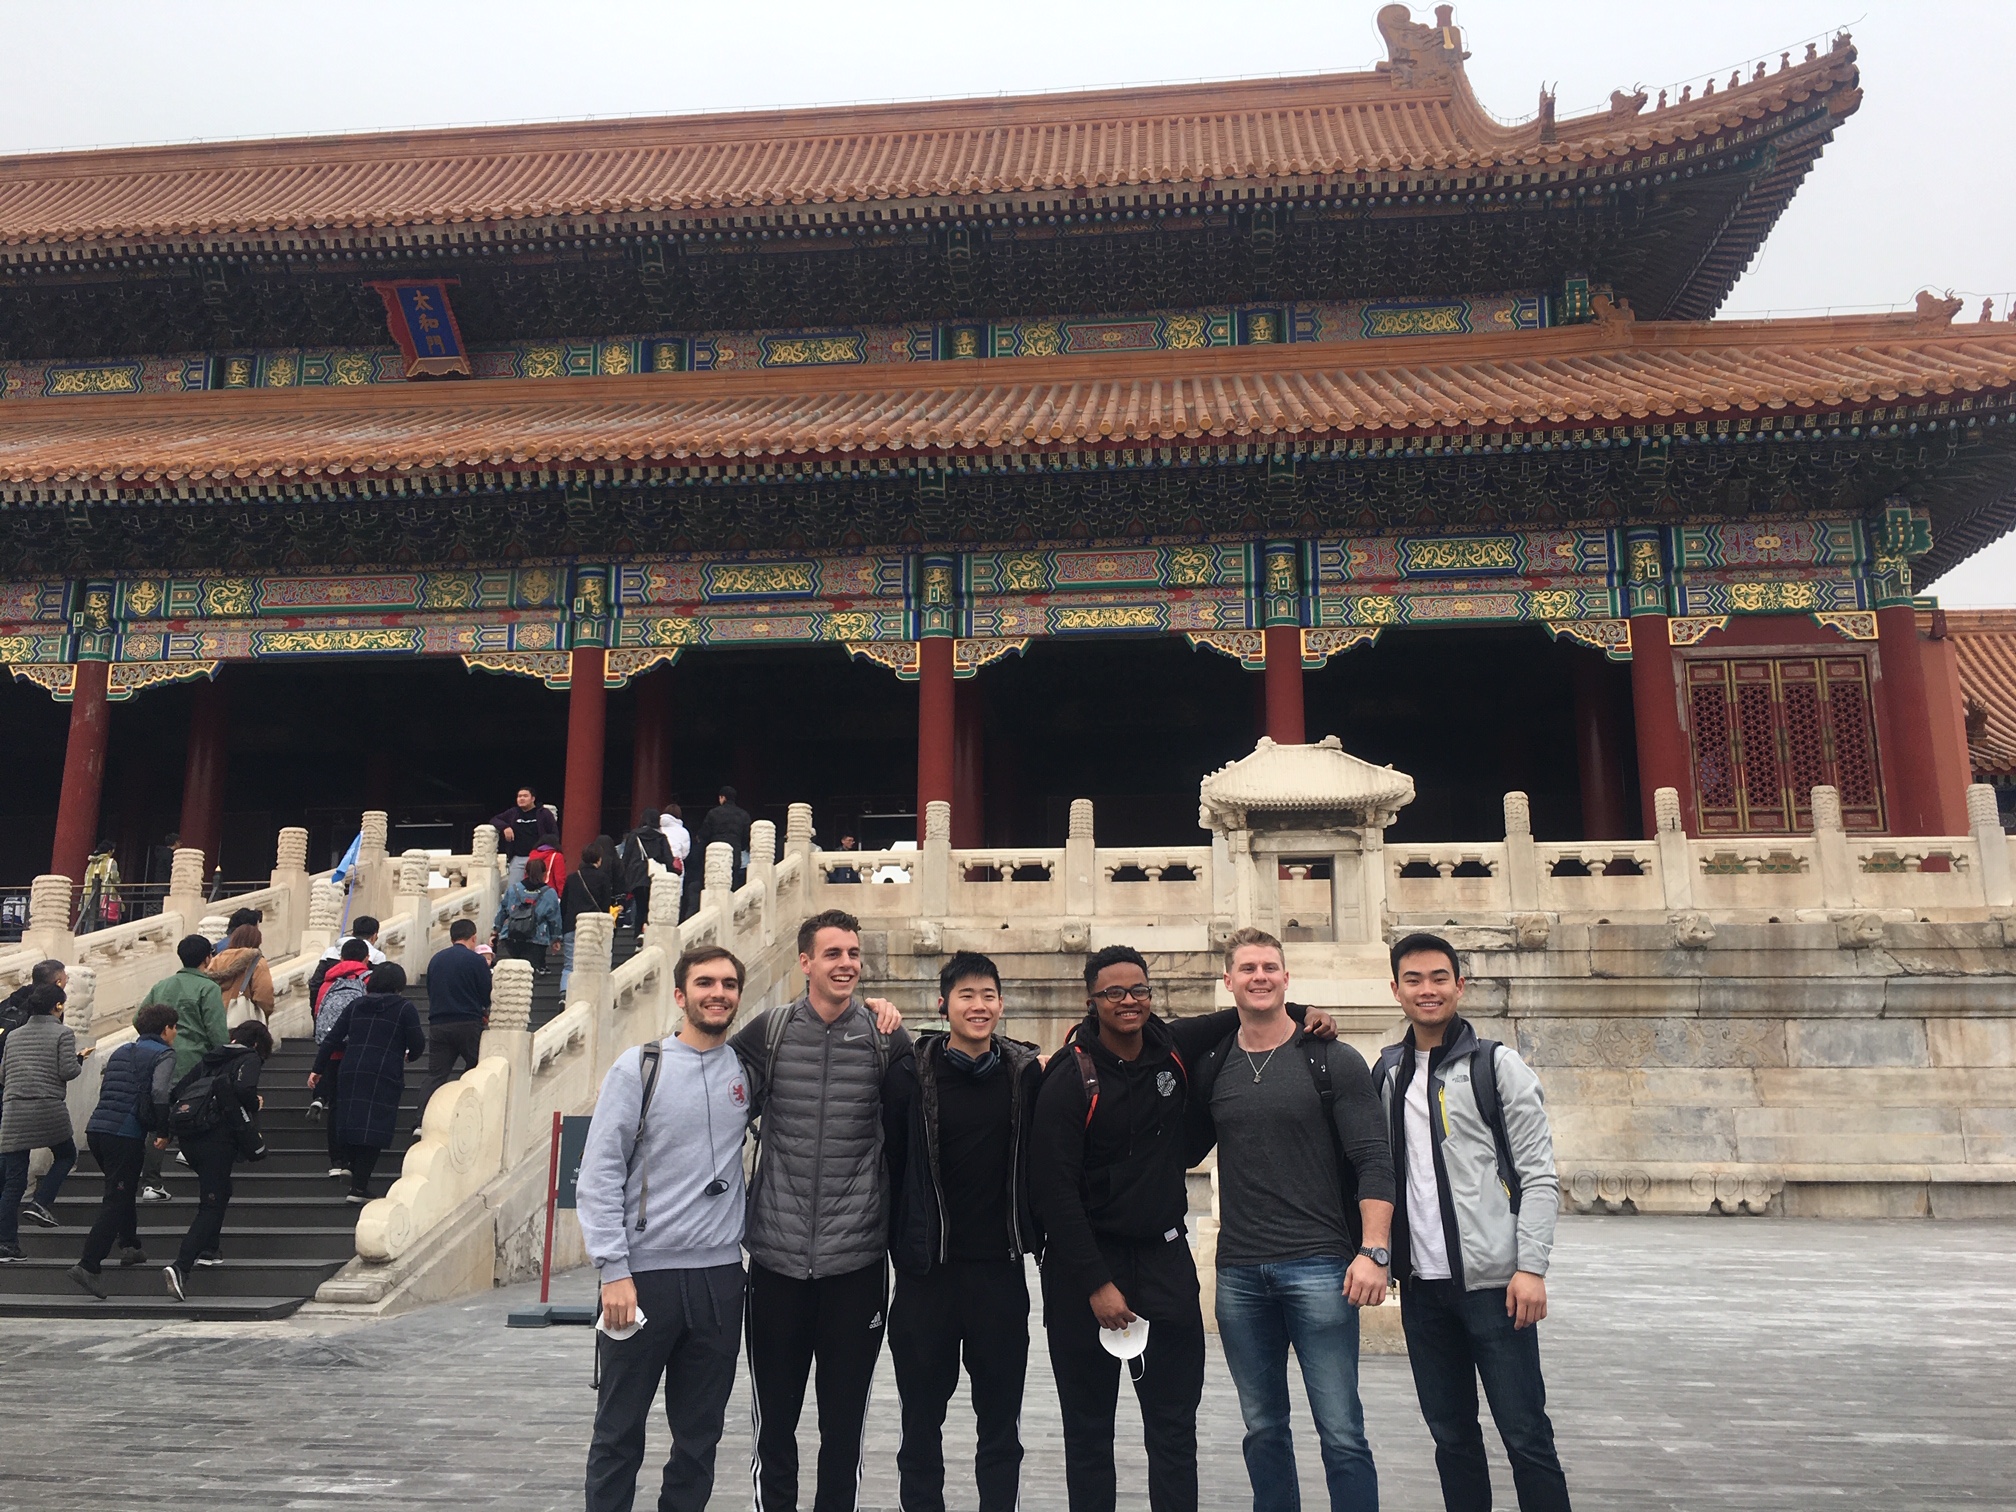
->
[[367, 279, 471, 378]]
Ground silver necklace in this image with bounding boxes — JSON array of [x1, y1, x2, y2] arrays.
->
[[1242, 1044, 1281, 1082]]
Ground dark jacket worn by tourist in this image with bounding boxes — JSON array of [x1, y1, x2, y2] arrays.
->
[[693, 801, 753, 866], [87, 1034, 174, 1141], [0, 1013, 81, 1153], [312, 993, 426, 1147], [731, 995, 909, 1280], [181, 1041, 267, 1160], [561, 865, 614, 933], [489, 803, 559, 859], [883, 1031, 1045, 1276], [422, 944, 492, 1024]]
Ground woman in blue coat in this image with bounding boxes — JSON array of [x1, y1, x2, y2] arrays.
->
[[309, 962, 425, 1202]]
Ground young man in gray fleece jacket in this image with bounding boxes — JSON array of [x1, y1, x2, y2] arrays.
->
[[578, 944, 755, 1512]]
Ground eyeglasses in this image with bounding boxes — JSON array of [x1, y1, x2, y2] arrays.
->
[[1091, 985, 1154, 1005]]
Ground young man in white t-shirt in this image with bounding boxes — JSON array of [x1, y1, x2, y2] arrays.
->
[[1375, 932, 1572, 1512]]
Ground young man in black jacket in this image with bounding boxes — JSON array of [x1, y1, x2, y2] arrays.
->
[[1031, 944, 1334, 1512], [882, 951, 1044, 1512], [164, 1019, 273, 1301]]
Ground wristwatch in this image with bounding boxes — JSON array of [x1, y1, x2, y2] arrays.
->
[[1357, 1245, 1391, 1267]]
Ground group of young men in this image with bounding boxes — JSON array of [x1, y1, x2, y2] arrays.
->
[[577, 909, 1572, 1512]]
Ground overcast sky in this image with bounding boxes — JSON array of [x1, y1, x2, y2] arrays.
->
[[5, 2, 2011, 602]]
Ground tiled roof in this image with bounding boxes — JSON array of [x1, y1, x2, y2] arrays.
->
[[0, 19, 1857, 246], [1944, 609, 2016, 777], [2, 305, 2007, 488]]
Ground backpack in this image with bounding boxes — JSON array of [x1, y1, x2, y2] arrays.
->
[[616, 832, 653, 896], [315, 972, 369, 1042], [137, 1048, 180, 1133], [1376, 1038, 1522, 1214], [503, 888, 542, 943], [166, 1060, 233, 1137], [1071, 1037, 1187, 1130]]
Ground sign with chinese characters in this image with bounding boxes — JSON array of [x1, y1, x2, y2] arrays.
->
[[367, 281, 471, 378]]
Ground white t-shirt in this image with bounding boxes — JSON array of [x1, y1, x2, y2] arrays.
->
[[1404, 1049, 1452, 1280]]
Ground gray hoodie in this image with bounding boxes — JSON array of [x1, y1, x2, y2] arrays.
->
[[576, 1037, 751, 1282]]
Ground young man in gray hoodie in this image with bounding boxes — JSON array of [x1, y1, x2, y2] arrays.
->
[[578, 944, 756, 1512]]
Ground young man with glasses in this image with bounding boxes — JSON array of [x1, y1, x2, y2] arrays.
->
[[1188, 927, 1395, 1512], [1030, 944, 1337, 1512]]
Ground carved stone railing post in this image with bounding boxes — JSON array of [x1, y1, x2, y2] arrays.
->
[[395, 849, 432, 966], [1969, 783, 2013, 910], [481, 957, 536, 1160], [263, 825, 309, 956], [303, 877, 342, 958], [23, 874, 77, 963], [1653, 787, 1695, 912], [920, 802, 952, 919], [1504, 792, 1540, 912], [573, 910, 616, 1076], [749, 819, 778, 945], [164, 846, 208, 933], [1811, 786, 1857, 909], [351, 810, 392, 920], [702, 841, 735, 924], [786, 802, 814, 870], [646, 862, 683, 951], [469, 823, 502, 935], [1064, 799, 1097, 918]]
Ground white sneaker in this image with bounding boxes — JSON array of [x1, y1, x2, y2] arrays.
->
[[141, 1185, 173, 1202], [163, 1265, 186, 1302], [328, 1167, 348, 1178]]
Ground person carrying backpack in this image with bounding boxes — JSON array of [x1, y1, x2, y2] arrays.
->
[[493, 857, 561, 971], [0, 983, 84, 1263], [309, 938, 374, 1175], [1375, 932, 1571, 1512], [561, 840, 616, 993], [616, 808, 675, 932], [163, 1019, 273, 1301], [133, 935, 230, 1200], [308, 961, 425, 1204], [1187, 928, 1395, 1512], [67, 1002, 179, 1296]]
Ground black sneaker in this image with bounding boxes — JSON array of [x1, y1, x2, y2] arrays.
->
[[116, 1245, 148, 1267], [345, 1192, 368, 1205], [19, 1200, 57, 1229], [140, 1185, 173, 1202], [306, 1099, 325, 1123], [0, 1244, 24, 1263], [193, 1252, 224, 1269], [66, 1264, 106, 1300], [163, 1264, 186, 1302]]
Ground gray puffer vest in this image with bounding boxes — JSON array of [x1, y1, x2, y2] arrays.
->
[[734, 995, 902, 1280]]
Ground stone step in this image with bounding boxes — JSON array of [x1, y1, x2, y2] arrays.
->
[[51, 1192, 387, 1225], [0, 1294, 306, 1321], [0, 1255, 345, 1296], [12, 1225, 361, 1261]]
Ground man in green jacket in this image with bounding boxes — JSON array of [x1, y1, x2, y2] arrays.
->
[[133, 936, 228, 1202]]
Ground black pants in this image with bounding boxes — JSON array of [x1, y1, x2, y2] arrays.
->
[[1042, 1240, 1206, 1512], [174, 1132, 237, 1274], [79, 1132, 145, 1272], [424, 1019, 485, 1106], [1399, 1277, 1572, 1512], [745, 1259, 888, 1512], [345, 1144, 385, 1197], [586, 1264, 745, 1512], [890, 1260, 1029, 1512], [142, 1135, 167, 1183], [498, 937, 549, 969]]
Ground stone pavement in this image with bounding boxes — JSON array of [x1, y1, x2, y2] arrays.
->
[[3, 1215, 2014, 1511]]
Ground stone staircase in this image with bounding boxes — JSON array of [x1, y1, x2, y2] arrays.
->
[[0, 945, 578, 1321]]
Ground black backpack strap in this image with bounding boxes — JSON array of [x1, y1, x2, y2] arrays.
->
[[1071, 1044, 1100, 1130], [1468, 1040, 1522, 1215], [632, 1042, 663, 1233]]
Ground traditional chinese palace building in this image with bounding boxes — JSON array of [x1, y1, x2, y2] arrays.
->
[[5, 7, 2015, 890]]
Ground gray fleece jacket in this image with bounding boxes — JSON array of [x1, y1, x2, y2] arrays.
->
[[576, 1036, 752, 1282]]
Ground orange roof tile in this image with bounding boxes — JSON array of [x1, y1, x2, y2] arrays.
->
[[0, 17, 1857, 247], [1, 306, 2006, 488], [1945, 609, 2016, 777]]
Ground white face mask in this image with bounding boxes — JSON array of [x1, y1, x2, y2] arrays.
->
[[1098, 1317, 1150, 1360]]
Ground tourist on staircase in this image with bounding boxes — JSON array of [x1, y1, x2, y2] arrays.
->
[[561, 840, 617, 995], [66, 1002, 178, 1296], [310, 938, 374, 1174], [0, 983, 82, 1263], [162, 1018, 272, 1301], [1187, 927, 1396, 1512], [493, 858, 561, 973], [307, 917, 385, 1005], [881, 951, 1046, 1512], [1374, 933, 1572, 1512], [206, 922, 274, 1037], [134, 935, 229, 1201], [308, 961, 425, 1204], [492, 786, 560, 888], [212, 906, 263, 954], [420, 918, 492, 1115], [616, 808, 676, 935], [681, 786, 751, 920], [0, 959, 68, 1054], [577, 944, 753, 1512]]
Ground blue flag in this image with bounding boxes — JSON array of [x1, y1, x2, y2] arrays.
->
[[330, 831, 363, 886]]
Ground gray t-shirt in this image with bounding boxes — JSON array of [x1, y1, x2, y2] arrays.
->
[[1210, 1035, 1395, 1268]]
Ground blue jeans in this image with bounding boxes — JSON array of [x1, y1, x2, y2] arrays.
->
[[0, 1140, 77, 1246], [1398, 1277, 1570, 1512], [1216, 1256, 1378, 1512]]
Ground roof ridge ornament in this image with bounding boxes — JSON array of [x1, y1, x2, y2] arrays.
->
[[1375, 4, 1470, 90], [1914, 289, 1965, 328]]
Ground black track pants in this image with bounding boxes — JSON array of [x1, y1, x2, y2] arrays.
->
[[745, 1259, 888, 1512], [889, 1259, 1029, 1512]]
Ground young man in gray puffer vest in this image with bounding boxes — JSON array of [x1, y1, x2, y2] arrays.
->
[[731, 908, 912, 1512]]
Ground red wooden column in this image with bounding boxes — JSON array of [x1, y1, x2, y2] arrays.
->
[[630, 668, 671, 820], [561, 648, 608, 862], [916, 636, 956, 842], [1262, 626, 1306, 745], [1571, 651, 1632, 840], [50, 660, 113, 885], [1627, 614, 1694, 837], [1876, 604, 1945, 835], [952, 675, 985, 848], [178, 673, 230, 874]]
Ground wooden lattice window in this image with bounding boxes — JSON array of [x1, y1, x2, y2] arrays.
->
[[1686, 655, 1884, 833]]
